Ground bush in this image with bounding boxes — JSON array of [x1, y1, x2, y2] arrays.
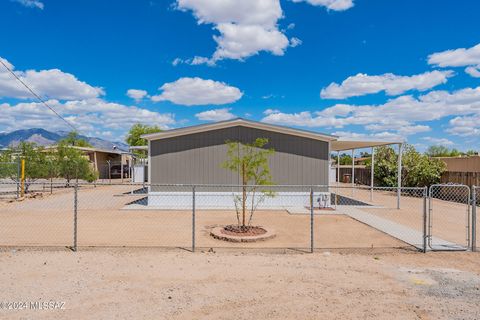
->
[[370, 145, 446, 188]]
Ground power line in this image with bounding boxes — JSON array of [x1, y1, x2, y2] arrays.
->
[[0, 59, 78, 132]]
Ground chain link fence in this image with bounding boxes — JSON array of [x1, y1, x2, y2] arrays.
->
[[472, 186, 479, 252], [428, 184, 471, 251], [0, 182, 478, 252]]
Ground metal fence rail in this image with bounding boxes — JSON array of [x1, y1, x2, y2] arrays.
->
[[0, 182, 478, 252]]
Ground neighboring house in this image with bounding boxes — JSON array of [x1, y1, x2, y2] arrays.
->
[[46, 146, 133, 180]]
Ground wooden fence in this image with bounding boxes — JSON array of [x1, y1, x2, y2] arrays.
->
[[338, 167, 480, 187], [338, 168, 371, 185], [440, 171, 480, 187]]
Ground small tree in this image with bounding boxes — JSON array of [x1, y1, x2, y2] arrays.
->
[[222, 138, 275, 229], [61, 131, 92, 147], [403, 145, 446, 187], [371, 144, 446, 188], [54, 142, 97, 185], [0, 150, 17, 178], [2, 142, 49, 192], [425, 145, 461, 157], [125, 123, 162, 156], [373, 146, 398, 187]]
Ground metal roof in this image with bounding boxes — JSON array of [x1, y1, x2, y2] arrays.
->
[[142, 118, 338, 142]]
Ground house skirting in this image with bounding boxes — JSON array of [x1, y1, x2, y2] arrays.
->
[[147, 191, 331, 210]]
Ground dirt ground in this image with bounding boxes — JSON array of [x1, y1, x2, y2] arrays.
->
[[0, 248, 478, 320]]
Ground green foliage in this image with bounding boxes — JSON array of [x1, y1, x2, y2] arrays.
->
[[359, 151, 371, 158], [465, 150, 477, 156], [52, 142, 97, 184], [402, 145, 446, 187], [60, 131, 92, 148], [373, 144, 446, 187], [425, 145, 461, 157], [0, 142, 49, 190], [331, 153, 353, 165], [125, 123, 162, 146], [373, 146, 398, 187], [222, 138, 275, 227], [0, 150, 18, 180]]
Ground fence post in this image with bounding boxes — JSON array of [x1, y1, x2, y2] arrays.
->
[[16, 158, 20, 199], [73, 183, 78, 252], [423, 186, 428, 253], [310, 187, 314, 253], [20, 159, 25, 197], [192, 185, 196, 253], [472, 186, 477, 252]]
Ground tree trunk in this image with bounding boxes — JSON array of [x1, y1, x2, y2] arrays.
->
[[242, 161, 247, 227]]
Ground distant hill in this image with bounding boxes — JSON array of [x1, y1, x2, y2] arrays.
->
[[0, 128, 129, 151]]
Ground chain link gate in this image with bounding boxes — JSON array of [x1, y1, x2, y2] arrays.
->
[[428, 184, 470, 251]]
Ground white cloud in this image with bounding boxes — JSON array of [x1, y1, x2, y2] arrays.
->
[[0, 57, 104, 100], [126, 89, 148, 101], [421, 137, 454, 146], [446, 115, 480, 137], [263, 86, 480, 139], [211, 23, 290, 61], [465, 65, 480, 78], [428, 43, 480, 67], [176, 0, 352, 64], [176, 0, 294, 64], [12, 0, 44, 9], [428, 43, 480, 78], [172, 58, 183, 66], [291, 0, 354, 11], [150, 77, 243, 106], [0, 98, 176, 135], [195, 108, 236, 121], [290, 37, 302, 48], [320, 70, 453, 99]]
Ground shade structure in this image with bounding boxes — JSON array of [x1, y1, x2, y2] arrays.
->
[[331, 139, 403, 152]]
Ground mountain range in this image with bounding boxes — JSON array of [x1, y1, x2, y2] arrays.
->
[[0, 128, 129, 151]]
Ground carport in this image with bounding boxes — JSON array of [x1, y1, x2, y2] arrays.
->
[[331, 138, 404, 208]]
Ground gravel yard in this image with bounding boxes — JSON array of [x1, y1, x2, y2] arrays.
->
[[0, 249, 478, 320]]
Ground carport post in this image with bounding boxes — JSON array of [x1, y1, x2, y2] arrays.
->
[[192, 185, 196, 253], [337, 151, 340, 186], [397, 143, 403, 209], [472, 187, 477, 252], [310, 187, 314, 253], [351, 149, 355, 196], [336, 151, 340, 207], [370, 147, 375, 202], [423, 186, 428, 253], [73, 183, 78, 252], [121, 161, 124, 183]]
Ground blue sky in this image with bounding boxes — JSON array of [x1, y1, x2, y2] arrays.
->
[[1, 0, 480, 150]]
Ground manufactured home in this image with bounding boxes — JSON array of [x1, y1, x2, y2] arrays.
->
[[141, 118, 403, 209]]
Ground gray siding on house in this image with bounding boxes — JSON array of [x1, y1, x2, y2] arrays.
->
[[150, 126, 329, 185]]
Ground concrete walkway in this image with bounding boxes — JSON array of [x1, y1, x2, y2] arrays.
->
[[336, 206, 466, 251]]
